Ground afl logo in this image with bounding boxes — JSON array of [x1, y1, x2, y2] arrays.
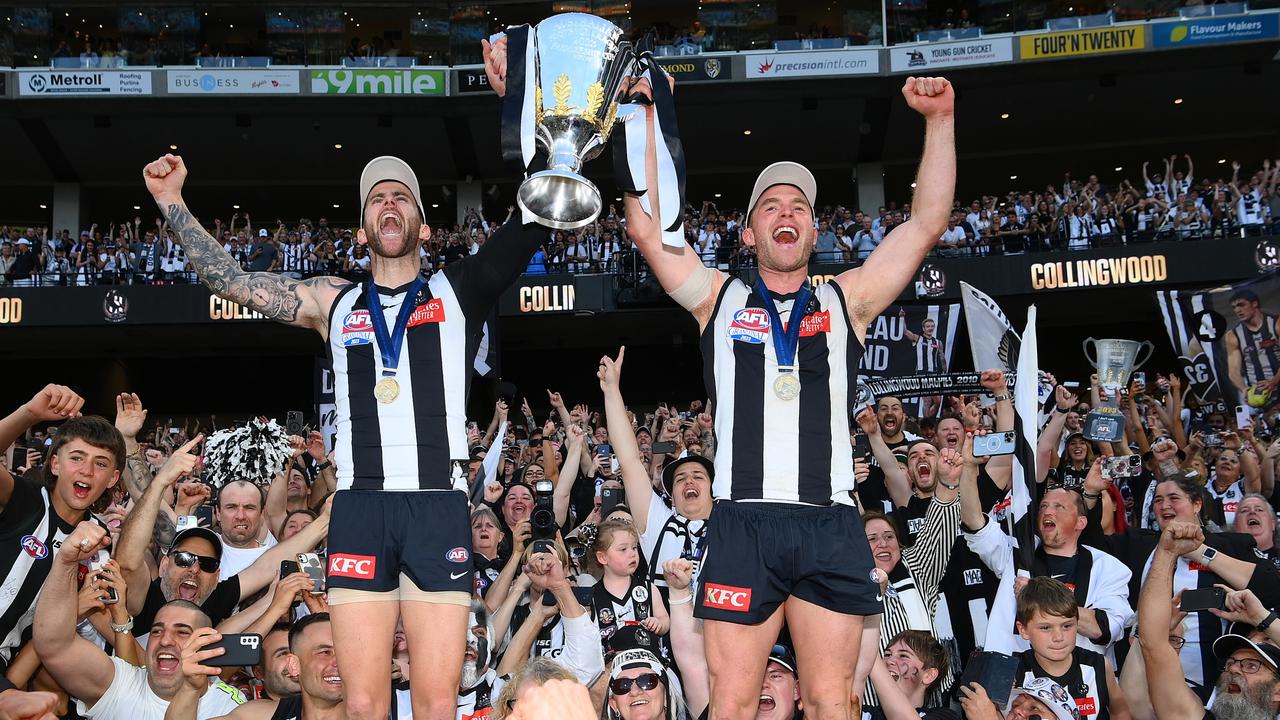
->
[[917, 264, 946, 298], [728, 308, 770, 344], [21, 535, 48, 559], [343, 310, 373, 332], [446, 547, 470, 563], [103, 289, 129, 322], [1255, 240, 1280, 273]]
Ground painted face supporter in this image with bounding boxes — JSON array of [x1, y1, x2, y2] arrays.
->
[[864, 630, 959, 720]]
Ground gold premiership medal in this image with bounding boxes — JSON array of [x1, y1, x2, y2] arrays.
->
[[773, 373, 801, 401], [374, 377, 400, 404]]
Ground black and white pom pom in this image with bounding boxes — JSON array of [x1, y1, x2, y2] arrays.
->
[[202, 418, 292, 490]]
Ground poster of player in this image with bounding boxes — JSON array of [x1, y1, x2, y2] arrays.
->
[[1156, 271, 1280, 419], [855, 300, 962, 417]]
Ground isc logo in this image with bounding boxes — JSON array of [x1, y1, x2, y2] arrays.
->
[[328, 553, 376, 579]]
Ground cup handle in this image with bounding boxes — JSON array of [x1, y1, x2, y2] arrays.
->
[[1082, 338, 1098, 368], [1134, 341, 1155, 370]]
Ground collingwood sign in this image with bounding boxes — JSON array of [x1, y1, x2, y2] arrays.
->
[[1030, 254, 1168, 290]]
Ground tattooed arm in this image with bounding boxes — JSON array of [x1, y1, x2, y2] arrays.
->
[[143, 154, 347, 332]]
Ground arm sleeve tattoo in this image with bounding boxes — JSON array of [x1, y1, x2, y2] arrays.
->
[[165, 203, 346, 324]]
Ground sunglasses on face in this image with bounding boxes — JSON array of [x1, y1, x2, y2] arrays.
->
[[170, 550, 219, 573], [610, 672, 661, 695]]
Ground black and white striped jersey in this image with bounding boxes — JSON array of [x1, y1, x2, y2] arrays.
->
[[700, 278, 863, 506], [324, 222, 547, 492], [0, 477, 78, 662], [1233, 314, 1280, 389]]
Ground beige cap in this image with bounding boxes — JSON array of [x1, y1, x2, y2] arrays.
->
[[359, 156, 425, 223], [747, 161, 817, 222]]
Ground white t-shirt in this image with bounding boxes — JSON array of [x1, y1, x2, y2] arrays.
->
[[218, 531, 278, 580], [77, 656, 245, 720]]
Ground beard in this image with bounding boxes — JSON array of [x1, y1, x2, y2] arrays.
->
[[460, 659, 480, 689], [1214, 675, 1278, 720], [362, 213, 422, 259]]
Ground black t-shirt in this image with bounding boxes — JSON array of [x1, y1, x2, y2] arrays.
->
[[1044, 553, 1081, 588], [894, 494, 933, 548], [133, 574, 241, 637]]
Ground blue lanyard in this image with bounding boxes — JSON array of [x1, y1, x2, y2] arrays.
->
[[364, 275, 426, 378], [753, 276, 812, 370]]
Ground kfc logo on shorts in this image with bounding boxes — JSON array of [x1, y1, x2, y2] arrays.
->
[[20, 535, 47, 559], [728, 308, 770, 344], [703, 583, 752, 611], [445, 547, 470, 563], [328, 553, 377, 579]]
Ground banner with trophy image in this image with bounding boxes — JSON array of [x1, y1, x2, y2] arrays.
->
[[854, 301, 962, 417], [1155, 271, 1280, 417]]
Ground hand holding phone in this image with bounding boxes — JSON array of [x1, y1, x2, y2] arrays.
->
[[205, 633, 264, 667], [1180, 587, 1227, 612], [297, 553, 326, 594]]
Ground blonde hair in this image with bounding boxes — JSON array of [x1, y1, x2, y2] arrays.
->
[[494, 657, 577, 720]]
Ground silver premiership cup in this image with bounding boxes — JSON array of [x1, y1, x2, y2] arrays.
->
[[517, 13, 637, 230], [1082, 337, 1154, 442]]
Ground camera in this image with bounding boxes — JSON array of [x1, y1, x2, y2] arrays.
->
[[530, 479, 557, 540], [1100, 455, 1141, 479]]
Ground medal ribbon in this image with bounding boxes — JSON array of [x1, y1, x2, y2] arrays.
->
[[753, 277, 812, 372], [365, 275, 426, 378]]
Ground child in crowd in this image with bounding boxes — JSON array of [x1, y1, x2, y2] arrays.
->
[[1014, 577, 1131, 720]]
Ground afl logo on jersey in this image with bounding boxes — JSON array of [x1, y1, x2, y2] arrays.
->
[[631, 585, 649, 603], [446, 547, 470, 563], [728, 308, 770, 344], [341, 310, 374, 346], [21, 535, 48, 559]]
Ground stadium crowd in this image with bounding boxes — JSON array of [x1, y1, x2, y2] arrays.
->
[[2, 155, 1277, 287], [6, 341, 1280, 720]]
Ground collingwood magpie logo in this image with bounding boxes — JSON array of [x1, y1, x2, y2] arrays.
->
[[1256, 239, 1280, 273], [103, 289, 128, 322], [918, 264, 946, 298]]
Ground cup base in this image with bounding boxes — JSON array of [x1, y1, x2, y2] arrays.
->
[[517, 170, 603, 230]]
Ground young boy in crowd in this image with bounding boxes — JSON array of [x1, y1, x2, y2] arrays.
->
[[1014, 577, 1131, 720]]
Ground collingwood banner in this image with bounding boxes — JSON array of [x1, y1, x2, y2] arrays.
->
[[854, 301, 962, 416], [862, 371, 1019, 399], [1155, 271, 1280, 416]]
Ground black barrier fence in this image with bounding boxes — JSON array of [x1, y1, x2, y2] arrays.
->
[[0, 233, 1275, 327]]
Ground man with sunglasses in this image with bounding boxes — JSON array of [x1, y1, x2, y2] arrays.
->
[[1140, 520, 1280, 720], [116, 437, 335, 642], [33, 521, 246, 720]]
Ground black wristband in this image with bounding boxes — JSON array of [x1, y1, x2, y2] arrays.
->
[[316, 460, 332, 471], [1054, 405, 1070, 413], [1260, 610, 1279, 631]]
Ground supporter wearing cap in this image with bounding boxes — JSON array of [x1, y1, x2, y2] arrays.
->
[[958, 676, 1078, 720], [33, 522, 246, 720], [758, 645, 800, 720], [598, 349, 712, 602], [1141, 520, 1280, 719], [115, 436, 333, 640], [605, 626, 683, 720]]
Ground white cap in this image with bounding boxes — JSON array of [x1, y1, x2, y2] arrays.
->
[[747, 161, 817, 222], [359, 156, 425, 224], [258, 228, 269, 237], [15, 238, 30, 246], [1004, 677, 1079, 720]]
